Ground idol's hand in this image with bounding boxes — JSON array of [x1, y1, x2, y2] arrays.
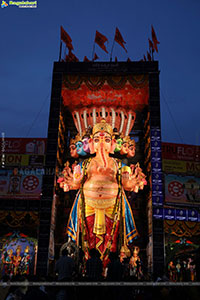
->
[[57, 163, 82, 191], [73, 165, 83, 183], [121, 166, 136, 190], [122, 171, 138, 192], [134, 163, 147, 191], [121, 163, 147, 192], [64, 165, 82, 190]]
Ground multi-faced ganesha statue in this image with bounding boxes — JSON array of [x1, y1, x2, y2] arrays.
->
[[57, 119, 147, 264]]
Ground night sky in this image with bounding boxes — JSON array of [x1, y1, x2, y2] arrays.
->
[[0, 0, 200, 145]]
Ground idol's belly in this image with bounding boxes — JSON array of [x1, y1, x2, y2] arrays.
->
[[83, 177, 118, 208]]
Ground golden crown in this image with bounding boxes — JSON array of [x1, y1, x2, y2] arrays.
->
[[122, 136, 131, 144], [69, 138, 76, 146], [129, 139, 136, 147], [92, 119, 113, 136], [70, 134, 81, 145]]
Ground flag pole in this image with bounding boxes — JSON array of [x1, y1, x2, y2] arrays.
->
[[92, 42, 95, 61], [149, 40, 154, 61], [92, 31, 96, 60], [59, 41, 62, 61], [149, 42, 154, 61], [110, 38, 115, 62], [148, 42, 151, 61]]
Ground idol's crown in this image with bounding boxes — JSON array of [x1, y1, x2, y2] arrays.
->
[[92, 119, 113, 136], [70, 134, 81, 145], [122, 136, 131, 144]]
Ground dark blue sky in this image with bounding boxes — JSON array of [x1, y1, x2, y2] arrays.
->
[[0, 0, 200, 145]]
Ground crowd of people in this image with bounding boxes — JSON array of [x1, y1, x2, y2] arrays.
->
[[1, 248, 200, 300], [54, 247, 146, 283], [167, 256, 200, 282], [0, 247, 146, 300]]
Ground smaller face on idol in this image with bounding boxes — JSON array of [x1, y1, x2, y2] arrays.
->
[[82, 137, 90, 153], [76, 141, 87, 156], [93, 132, 112, 153], [70, 144, 79, 158], [127, 145, 136, 158], [114, 138, 123, 152], [120, 142, 129, 155]]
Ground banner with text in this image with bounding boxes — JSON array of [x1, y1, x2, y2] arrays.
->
[[165, 174, 200, 205], [0, 169, 43, 200]]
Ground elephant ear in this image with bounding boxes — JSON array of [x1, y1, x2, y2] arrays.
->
[[88, 138, 95, 154], [110, 139, 116, 154]]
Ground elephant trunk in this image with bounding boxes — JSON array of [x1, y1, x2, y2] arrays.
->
[[100, 142, 108, 169]]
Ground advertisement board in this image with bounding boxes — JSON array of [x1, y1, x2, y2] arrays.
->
[[0, 154, 45, 167], [162, 159, 200, 175], [165, 174, 200, 205], [0, 138, 46, 199], [0, 138, 46, 154], [162, 142, 200, 162], [0, 169, 43, 200]]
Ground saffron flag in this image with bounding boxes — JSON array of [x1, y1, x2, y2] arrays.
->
[[93, 53, 99, 61], [60, 26, 74, 51], [151, 25, 160, 53], [114, 27, 127, 53], [66, 50, 79, 62], [95, 30, 108, 53], [147, 51, 152, 61], [143, 54, 147, 61], [84, 56, 90, 62], [148, 38, 154, 52]]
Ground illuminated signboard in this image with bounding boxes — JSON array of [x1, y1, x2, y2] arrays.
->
[[165, 174, 200, 205], [0, 169, 43, 200]]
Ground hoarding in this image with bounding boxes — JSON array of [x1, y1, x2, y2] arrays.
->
[[165, 174, 200, 205], [162, 159, 200, 175], [0, 138, 46, 155], [0, 154, 45, 167], [162, 142, 200, 162], [0, 138, 46, 199], [0, 169, 43, 200]]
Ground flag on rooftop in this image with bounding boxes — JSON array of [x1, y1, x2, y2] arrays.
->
[[95, 30, 108, 53], [114, 27, 127, 53]]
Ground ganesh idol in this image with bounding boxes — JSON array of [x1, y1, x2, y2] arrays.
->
[[58, 119, 147, 264]]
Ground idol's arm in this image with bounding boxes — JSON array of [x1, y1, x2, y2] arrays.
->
[[121, 163, 147, 193], [57, 163, 82, 192], [65, 172, 82, 190], [122, 173, 137, 192]]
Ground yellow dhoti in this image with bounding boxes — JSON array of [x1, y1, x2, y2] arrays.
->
[[84, 197, 116, 235]]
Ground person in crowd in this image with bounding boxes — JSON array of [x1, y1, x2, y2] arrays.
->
[[55, 248, 75, 282], [122, 257, 131, 281], [86, 248, 103, 281], [168, 261, 176, 281], [194, 247, 200, 281], [106, 252, 123, 281], [105, 252, 124, 300], [55, 248, 75, 300]]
